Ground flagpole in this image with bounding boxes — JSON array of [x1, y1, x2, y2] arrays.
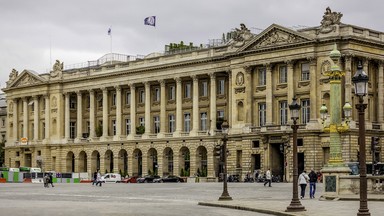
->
[[109, 27, 112, 65]]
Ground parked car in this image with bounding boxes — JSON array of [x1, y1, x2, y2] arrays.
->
[[137, 175, 160, 183], [119, 176, 137, 183], [153, 175, 184, 183], [100, 173, 122, 183]]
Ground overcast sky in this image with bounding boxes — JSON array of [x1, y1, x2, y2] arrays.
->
[[1, 0, 383, 89]]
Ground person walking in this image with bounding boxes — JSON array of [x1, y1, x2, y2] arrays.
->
[[43, 174, 49, 188], [92, 171, 97, 186], [308, 169, 317, 199], [298, 170, 309, 199], [264, 168, 272, 187], [49, 173, 54, 187], [95, 170, 102, 187]]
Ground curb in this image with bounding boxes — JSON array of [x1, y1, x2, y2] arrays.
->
[[198, 202, 298, 216]]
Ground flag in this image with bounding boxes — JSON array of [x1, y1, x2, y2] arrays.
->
[[108, 28, 111, 35], [144, 16, 156, 27]]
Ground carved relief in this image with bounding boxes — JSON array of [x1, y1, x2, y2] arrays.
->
[[51, 96, 57, 108], [320, 60, 331, 85], [254, 30, 305, 49], [9, 102, 13, 113], [9, 69, 18, 82], [317, 7, 343, 34], [15, 73, 38, 87], [236, 72, 244, 86], [229, 23, 253, 48]]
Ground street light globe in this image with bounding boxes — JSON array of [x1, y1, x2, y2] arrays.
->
[[289, 97, 301, 120], [343, 102, 352, 119], [319, 104, 328, 122], [352, 62, 369, 96]]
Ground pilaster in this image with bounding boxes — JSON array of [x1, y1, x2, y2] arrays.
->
[[75, 91, 83, 142], [209, 73, 217, 135], [190, 75, 199, 136], [114, 86, 122, 140], [174, 77, 182, 137]]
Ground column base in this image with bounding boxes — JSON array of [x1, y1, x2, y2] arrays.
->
[[113, 135, 121, 141], [320, 165, 351, 198]]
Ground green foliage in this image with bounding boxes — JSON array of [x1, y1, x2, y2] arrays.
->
[[95, 124, 103, 137], [136, 125, 145, 135]]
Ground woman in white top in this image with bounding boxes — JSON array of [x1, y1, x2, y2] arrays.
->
[[298, 170, 309, 199]]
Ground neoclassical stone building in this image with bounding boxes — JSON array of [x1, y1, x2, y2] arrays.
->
[[3, 8, 384, 180]]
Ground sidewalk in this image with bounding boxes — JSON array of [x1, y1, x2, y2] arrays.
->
[[198, 183, 384, 216]]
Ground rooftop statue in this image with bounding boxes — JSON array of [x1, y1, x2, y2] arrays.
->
[[9, 68, 18, 82], [317, 7, 343, 34], [50, 59, 63, 79]]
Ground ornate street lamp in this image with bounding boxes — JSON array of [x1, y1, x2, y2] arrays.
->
[[352, 62, 370, 216], [286, 96, 305, 212], [218, 120, 232, 201]]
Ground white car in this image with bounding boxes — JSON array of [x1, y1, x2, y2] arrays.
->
[[100, 173, 122, 183]]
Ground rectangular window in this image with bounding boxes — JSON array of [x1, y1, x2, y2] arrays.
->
[[86, 121, 90, 134], [169, 114, 175, 133], [112, 92, 116, 106], [258, 103, 266, 126], [217, 110, 224, 120], [279, 66, 287, 83], [301, 99, 310, 123], [201, 81, 208, 97], [217, 79, 225, 95], [126, 119, 131, 135], [200, 112, 207, 131], [112, 120, 116, 135], [184, 113, 191, 132], [279, 101, 288, 125], [154, 87, 160, 102], [70, 96, 76, 109], [126, 92, 131, 105], [184, 83, 191, 98], [258, 68, 266, 86], [86, 96, 90, 109], [169, 85, 175, 100], [70, 122, 76, 139], [42, 123, 45, 139], [139, 117, 145, 126], [301, 63, 310, 81], [139, 90, 145, 103], [153, 116, 160, 133]]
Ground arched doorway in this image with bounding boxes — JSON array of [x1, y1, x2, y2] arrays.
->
[[179, 147, 190, 177], [196, 146, 208, 177], [104, 150, 113, 173], [147, 148, 158, 175], [66, 151, 75, 173], [91, 151, 100, 174], [78, 151, 87, 172], [133, 149, 142, 176], [118, 149, 128, 177], [163, 147, 173, 176]]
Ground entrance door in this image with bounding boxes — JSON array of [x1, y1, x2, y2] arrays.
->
[[298, 152, 305, 174], [270, 144, 284, 180], [24, 154, 32, 167]]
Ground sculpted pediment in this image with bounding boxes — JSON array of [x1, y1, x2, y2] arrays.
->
[[238, 24, 314, 52], [8, 70, 46, 88]]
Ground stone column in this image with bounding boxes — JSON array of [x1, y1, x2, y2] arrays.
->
[[207, 151, 215, 178], [143, 82, 151, 137], [174, 77, 182, 136], [127, 151, 133, 176], [75, 91, 83, 142], [244, 66, 253, 126], [191, 75, 199, 136], [227, 71, 232, 126], [157, 154, 163, 176], [309, 58, 318, 126], [33, 96, 39, 141], [113, 154, 119, 173], [286, 61, 295, 120], [89, 90, 96, 138], [22, 97, 28, 138], [12, 99, 18, 142], [128, 84, 136, 139], [64, 93, 70, 140], [378, 61, 384, 124], [115, 86, 122, 140], [102, 87, 109, 138], [44, 95, 50, 141], [159, 80, 166, 137], [265, 64, 273, 125], [209, 73, 217, 135]]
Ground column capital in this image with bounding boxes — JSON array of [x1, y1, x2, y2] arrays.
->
[[285, 59, 295, 68], [191, 75, 198, 82], [174, 77, 182, 84], [264, 63, 272, 72], [159, 79, 166, 87], [43, 94, 50, 99], [22, 97, 28, 102], [306, 56, 317, 65], [143, 81, 150, 87], [115, 85, 121, 91], [363, 57, 370, 66], [209, 72, 216, 79], [88, 89, 95, 94], [76, 90, 82, 96], [32, 95, 39, 100], [378, 59, 384, 67], [101, 87, 108, 92]]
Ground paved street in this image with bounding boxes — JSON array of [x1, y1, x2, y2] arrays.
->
[[0, 182, 383, 216]]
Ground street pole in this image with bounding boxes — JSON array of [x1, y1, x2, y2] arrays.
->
[[219, 120, 232, 201], [286, 97, 305, 212]]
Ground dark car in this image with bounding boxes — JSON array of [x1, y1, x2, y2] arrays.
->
[[137, 175, 160, 183], [119, 176, 137, 183], [153, 175, 184, 183]]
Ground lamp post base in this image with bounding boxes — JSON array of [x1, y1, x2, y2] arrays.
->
[[286, 201, 306, 212], [218, 195, 233, 201]]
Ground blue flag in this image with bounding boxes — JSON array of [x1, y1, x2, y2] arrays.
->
[[144, 16, 156, 27], [108, 28, 111, 35]]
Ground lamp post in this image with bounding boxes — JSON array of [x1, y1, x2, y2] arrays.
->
[[218, 120, 232, 201], [352, 62, 370, 216], [286, 96, 305, 212]]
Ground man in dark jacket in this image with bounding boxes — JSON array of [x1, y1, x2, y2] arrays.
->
[[308, 169, 318, 199], [92, 171, 97, 185]]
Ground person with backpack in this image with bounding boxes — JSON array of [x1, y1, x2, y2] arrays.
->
[[298, 170, 309, 199], [308, 169, 318, 199]]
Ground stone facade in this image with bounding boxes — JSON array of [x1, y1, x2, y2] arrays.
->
[[3, 8, 384, 181]]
